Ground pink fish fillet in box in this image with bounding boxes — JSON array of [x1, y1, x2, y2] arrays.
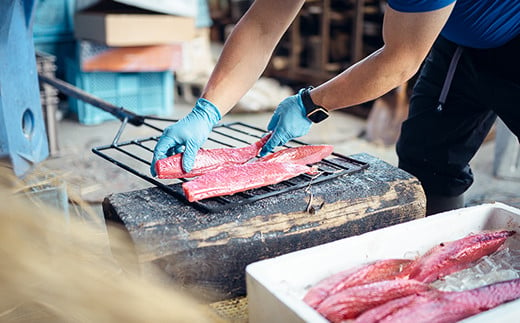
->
[[303, 258, 413, 309], [404, 230, 515, 283], [356, 278, 520, 323], [315, 279, 432, 322]]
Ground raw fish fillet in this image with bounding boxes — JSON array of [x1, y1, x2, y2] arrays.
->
[[355, 291, 475, 323], [378, 297, 482, 323], [303, 259, 413, 308], [354, 292, 432, 323], [155, 136, 269, 179], [315, 279, 431, 322], [257, 145, 334, 165], [182, 162, 313, 202], [442, 277, 520, 313], [356, 278, 520, 323], [404, 230, 515, 283]]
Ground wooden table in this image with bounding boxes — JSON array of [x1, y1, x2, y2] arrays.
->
[[103, 153, 425, 301]]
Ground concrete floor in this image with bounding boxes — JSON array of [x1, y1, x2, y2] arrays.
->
[[35, 96, 520, 218]]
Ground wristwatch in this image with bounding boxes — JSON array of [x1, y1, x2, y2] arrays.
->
[[300, 86, 329, 123]]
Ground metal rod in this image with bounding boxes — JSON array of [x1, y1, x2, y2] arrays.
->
[[113, 146, 150, 165], [38, 73, 146, 127], [112, 118, 129, 146]]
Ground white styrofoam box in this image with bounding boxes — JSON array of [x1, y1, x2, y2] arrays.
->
[[246, 203, 520, 323]]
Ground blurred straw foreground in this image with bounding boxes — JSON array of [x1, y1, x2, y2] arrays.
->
[[0, 163, 222, 323]]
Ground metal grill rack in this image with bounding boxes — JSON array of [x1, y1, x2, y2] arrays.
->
[[93, 121, 369, 213]]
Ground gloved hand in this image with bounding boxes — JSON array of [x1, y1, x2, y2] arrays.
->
[[150, 98, 221, 176], [259, 88, 312, 156]]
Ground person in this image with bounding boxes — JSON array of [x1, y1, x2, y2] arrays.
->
[[151, 0, 520, 215]]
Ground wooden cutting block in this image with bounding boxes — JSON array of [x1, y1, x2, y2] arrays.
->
[[102, 153, 426, 302]]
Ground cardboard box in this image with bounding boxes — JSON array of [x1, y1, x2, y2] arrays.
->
[[246, 203, 520, 323], [74, 2, 196, 46]]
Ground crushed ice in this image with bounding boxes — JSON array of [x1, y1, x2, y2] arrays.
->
[[431, 248, 520, 291]]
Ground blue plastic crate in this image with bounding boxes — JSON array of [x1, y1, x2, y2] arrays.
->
[[33, 0, 75, 42], [65, 59, 174, 125], [196, 0, 213, 28]]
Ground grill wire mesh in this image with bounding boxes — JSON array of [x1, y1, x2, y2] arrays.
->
[[93, 121, 368, 213]]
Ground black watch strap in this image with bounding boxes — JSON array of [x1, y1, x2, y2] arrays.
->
[[301, 87, 329, 123]]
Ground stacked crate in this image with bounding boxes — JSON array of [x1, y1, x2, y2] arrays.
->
[[33, 0, 76, 80], [33, 0, 212, 125], [68, 1, 181, 125], [67, 0, 214, 125], [66, 58, 175, 125]]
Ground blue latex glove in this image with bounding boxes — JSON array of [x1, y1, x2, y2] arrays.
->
[[259, 88, 312, 156], [150, 98, 221, 176]]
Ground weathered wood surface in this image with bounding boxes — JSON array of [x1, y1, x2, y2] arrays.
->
[[103, 153, 426, 301]]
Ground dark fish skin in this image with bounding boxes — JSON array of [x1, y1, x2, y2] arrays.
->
[[303, 259, 413, 309], [155, 135, 269, 179], [315, 279, 431, 322], [404, 230, 516, 283], [355, 278, 520, 323]]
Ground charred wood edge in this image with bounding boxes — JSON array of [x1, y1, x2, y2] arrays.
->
[[102, 197, 124, 225]]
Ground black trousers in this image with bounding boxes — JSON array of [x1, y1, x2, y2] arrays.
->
[[396, 35, 520, 197]]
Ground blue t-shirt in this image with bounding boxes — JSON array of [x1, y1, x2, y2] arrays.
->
[[387, 0, 520, 48]]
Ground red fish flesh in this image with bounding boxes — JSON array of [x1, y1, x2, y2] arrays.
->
[[356, 278, 520, 323], [182, 162, 314, 202], [354, 292, 432, 323], [315, 279, 431, 322], [404, 230, 515, 283], [303, 259, 413, 309], [378, 297, 482, 323], [354, 290, 473, 323], [154, 135, 269, 179], [257, 145, 334, 165]]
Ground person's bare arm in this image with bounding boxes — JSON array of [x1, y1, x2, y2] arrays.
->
[[310, 3, 455, 110], [201, 0, 305, 114]]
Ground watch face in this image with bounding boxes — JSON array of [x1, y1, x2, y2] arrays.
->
[[308, 108, 329, 123]]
